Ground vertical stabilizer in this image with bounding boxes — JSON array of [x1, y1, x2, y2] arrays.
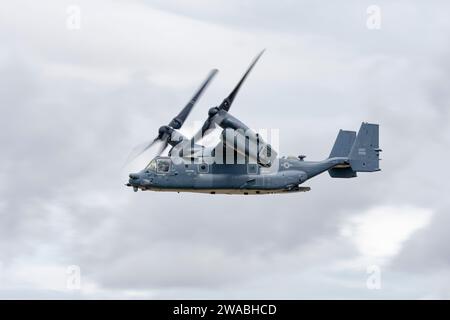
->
[[329, 130, 356, 158], [328, 130, 357, 178], [348, 123, 381, 172]]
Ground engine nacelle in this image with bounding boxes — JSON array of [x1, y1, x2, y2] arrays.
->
[[220, 128, 277, 167]]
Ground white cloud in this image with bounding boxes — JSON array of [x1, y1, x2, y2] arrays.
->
[[340, 205, 433, 261]]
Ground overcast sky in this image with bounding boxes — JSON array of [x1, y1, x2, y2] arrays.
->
[[1, 0, 450, 299]]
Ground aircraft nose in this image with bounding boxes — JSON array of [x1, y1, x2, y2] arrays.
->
[[129, 173, 140, 179]]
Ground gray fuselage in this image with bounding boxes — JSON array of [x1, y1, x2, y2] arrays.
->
[[127, 156, 347, 194]]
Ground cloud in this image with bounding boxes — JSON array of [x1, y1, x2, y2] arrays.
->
[[340, 205, 433, 262], [0, 0, 449, 299]]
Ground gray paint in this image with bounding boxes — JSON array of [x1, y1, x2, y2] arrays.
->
[[127, 123, 380, 194]]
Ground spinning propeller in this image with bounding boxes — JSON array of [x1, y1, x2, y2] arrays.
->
[[127, 69, 218, 162], [190, 50, 265, 144]]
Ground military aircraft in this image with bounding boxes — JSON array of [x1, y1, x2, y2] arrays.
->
[[126, 51, 381, 194]]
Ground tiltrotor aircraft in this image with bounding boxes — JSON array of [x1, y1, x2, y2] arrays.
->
[[126, 51, 381, 194]]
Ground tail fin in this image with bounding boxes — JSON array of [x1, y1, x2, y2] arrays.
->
[[328, 130, 357, 178], [328, 123, 381, 178], [348, 122, 381, 172], [329, 130, 356, 158]]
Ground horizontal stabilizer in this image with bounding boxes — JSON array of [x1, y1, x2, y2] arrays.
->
[[329, 166, 357, 178]]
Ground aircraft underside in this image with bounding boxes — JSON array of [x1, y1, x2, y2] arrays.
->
[[143, 186, 311, 195]]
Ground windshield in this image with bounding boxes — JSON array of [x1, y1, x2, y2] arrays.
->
[[145, 159, 156, 171]]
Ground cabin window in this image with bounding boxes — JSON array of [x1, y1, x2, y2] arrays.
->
[[146, 159, 157, 172], [198, 163, 209, 173], [156, 159, 171, 173]]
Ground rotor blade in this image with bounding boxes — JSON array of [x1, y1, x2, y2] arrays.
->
[[219, 49, 265, 112], [190, 117, 213, 144], [125, 133, 169, 166], [124, 137, 159, 165], [155, 139, 169, 156], [188, 51, 265, 144], [168, 69, 218, 129]]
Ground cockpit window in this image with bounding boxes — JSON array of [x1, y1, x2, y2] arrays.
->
[[156, 159, 171, 173], [146, 159, 157, 172]]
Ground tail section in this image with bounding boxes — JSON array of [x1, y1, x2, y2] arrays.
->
[[329, 130, 356, 158], [348, 123, 381, 172], [328, 130, 357, 178], [328, 123, 381, 178]]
